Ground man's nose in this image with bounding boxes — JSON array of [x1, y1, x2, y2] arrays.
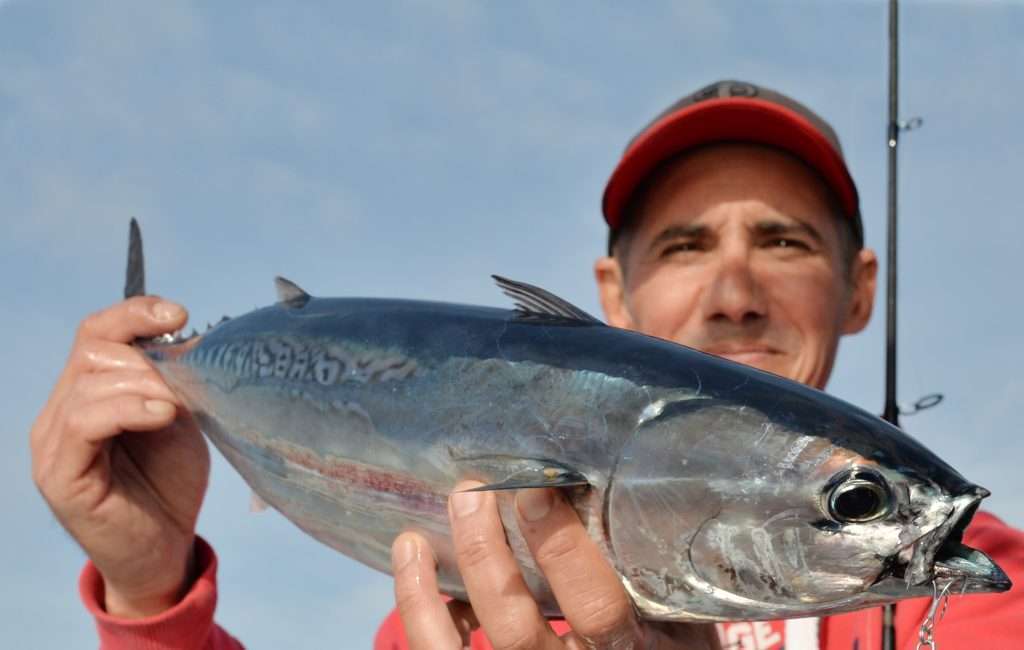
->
[[701, 250, 768, 324]]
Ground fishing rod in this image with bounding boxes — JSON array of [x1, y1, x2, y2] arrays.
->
[[883, 0, 900, 430], [881, 6, 941, 642], [881, 0, 930, 647], [882, 1, 899, 644]]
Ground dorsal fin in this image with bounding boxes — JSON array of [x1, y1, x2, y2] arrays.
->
[[492, 275, 603, 324], [274, 276, 311, 309], [124, 218, 145, 298]]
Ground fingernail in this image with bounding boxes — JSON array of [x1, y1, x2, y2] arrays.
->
[[451, 489, 482, 518], [392, 535, 418, 573], [152, 301, 184, 321], [144, 399, 175, 417], [516, 488, 553, 522]]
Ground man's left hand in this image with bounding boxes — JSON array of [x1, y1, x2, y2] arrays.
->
[[391, 480, 721, 650]]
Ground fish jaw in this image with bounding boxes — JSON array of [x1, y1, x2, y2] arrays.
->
[[932, 539, 1011, 591], [868, 485, 1011, 598]]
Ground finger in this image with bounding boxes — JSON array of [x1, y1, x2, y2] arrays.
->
[[45, 396, 178, 490], [76, 297, 187, 345], [69, 370, 178, 406], [68, 339, 154, 375], [449, 481, 561, 650], [30, 343, 158, 465], [515, 488, 641, 648], [391, 532, 464, 650], [446, 600, 480, 646], [38, 338, 154, 427], [64, 394, 177, 445]]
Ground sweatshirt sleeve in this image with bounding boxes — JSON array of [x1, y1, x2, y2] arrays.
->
[[80, 536, 245, 650]]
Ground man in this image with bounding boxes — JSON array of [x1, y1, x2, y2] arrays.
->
[[31, 80, 1023, 649]]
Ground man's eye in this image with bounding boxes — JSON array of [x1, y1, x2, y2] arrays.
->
[[765, 238, 811, 251], [661, 242, 701, 256]]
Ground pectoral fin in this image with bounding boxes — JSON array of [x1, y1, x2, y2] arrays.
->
[[454, 455, 590, 492]]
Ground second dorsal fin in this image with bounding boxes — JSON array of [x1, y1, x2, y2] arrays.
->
[[274, 276, 311, 309], [492, 275, 603, 325]]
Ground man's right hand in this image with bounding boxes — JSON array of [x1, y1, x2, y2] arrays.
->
[[30, 297, 211, 619]]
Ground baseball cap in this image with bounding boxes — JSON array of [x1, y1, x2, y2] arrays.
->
[[602, 80, 863, 249]]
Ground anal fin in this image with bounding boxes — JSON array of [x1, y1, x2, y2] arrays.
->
[[250, 491, 270, 513]]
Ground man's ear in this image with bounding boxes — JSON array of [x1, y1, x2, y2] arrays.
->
[[594, 256, 636, 330], [842, 247, 878, 335]]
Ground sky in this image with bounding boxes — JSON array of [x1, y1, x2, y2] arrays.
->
[[2, 1, 1022, 648]]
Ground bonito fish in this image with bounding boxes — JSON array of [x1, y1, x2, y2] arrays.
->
[[127, 221, 1009, 621]]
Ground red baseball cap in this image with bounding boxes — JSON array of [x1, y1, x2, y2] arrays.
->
[[602, 80, 863, 248]]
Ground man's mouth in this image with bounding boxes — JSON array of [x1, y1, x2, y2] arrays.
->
[[703, 345, 781, 366]]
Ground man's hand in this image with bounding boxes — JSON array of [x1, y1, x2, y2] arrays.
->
[[30, 297, 210, 618], [392, 480, 722, 649]]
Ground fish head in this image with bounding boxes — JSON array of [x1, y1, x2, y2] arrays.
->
[[605, 395, 1009, 621]]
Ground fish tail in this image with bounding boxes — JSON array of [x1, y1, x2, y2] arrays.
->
[[124, 218, 146, 299]]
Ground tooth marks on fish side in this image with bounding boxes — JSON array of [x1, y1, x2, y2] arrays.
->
[[694, 521, 798, 600], [187, 337, 418, 387], [775, 435, 814, 472], [750, 527, 791, 597], [750, 422, 773, 451], [806, 443, 839, 474], [762, 516, 810, 574]]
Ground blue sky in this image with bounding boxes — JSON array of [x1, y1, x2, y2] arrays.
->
[[3, 1, 1022, 648]]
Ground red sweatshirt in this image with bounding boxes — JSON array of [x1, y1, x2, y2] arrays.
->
[[83, 512, 1023, 650]]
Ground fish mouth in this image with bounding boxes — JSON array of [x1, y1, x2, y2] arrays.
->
[[873, 486, 1011, 596], [931, 537, 1011, 591]]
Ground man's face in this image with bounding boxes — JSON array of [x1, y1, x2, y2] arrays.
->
[[595, 144, 877, 389]]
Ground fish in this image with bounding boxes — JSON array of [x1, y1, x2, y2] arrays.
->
[[126, 220, 1010, 622]]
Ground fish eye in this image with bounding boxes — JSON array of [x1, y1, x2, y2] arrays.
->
[[826, 469, 891, 523]]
